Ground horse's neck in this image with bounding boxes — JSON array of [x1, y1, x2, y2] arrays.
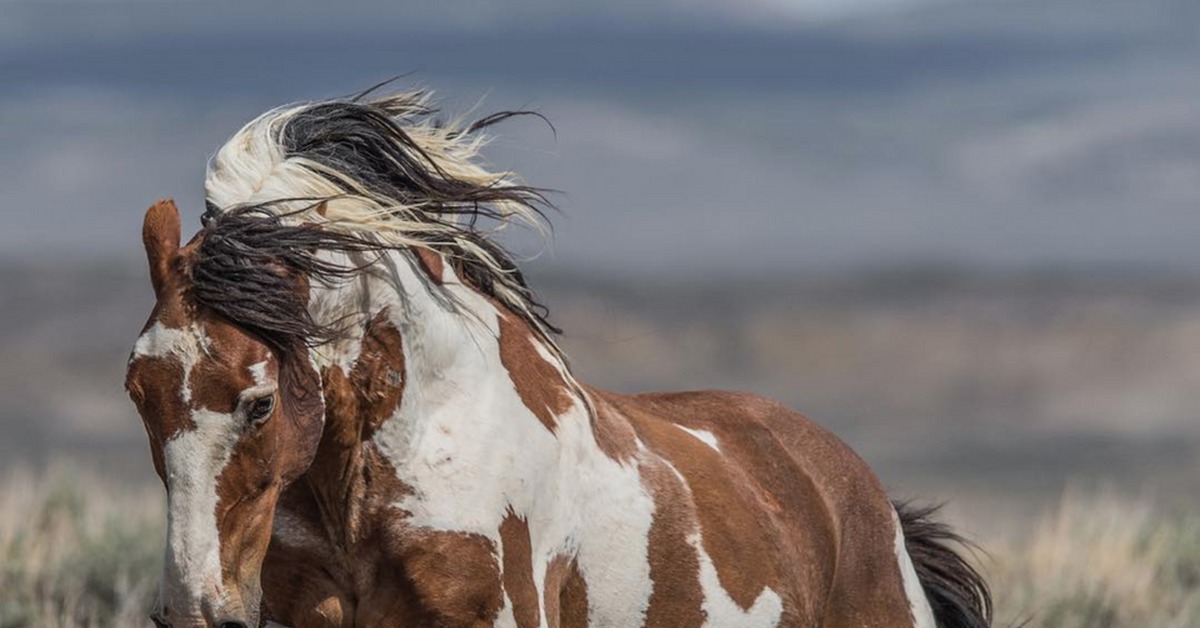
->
[[301, 247, 582, 545]]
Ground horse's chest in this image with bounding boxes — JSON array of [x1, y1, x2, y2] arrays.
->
[[263, 515, 509, 627]]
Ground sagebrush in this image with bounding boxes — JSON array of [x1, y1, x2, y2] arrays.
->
[[2, 471, 1198, 627]]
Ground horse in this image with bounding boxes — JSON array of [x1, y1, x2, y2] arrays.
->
[[125, 90, 991, 628]]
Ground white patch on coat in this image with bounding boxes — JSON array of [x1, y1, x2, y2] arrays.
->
[[894, 511, 937, 628], [495, 593, 517, 628], [677, 425, 721, 453], [686, 532, 784, 627]]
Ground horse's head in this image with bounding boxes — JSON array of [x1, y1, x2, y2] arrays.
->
[[125, 200, 324, 628]]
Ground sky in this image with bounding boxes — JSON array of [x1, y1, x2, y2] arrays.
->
[[2, 0, 1198, 275]]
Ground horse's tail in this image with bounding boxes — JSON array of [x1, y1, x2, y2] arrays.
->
[[894, 501, 993, 628]]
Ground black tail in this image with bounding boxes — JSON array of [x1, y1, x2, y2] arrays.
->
[[894, 501, 992, 628]]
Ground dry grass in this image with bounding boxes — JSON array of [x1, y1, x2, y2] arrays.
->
[[0, 468, 161, 628], [2, 470, 1199, 627], [984, 490, 1200, 628]]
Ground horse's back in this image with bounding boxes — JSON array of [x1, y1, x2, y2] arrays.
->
[[594, 389, 926, 627]]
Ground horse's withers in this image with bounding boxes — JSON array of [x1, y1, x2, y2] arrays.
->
[[126, 200, 323, 628]]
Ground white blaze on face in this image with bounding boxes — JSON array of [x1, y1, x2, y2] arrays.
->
[[162, 407, 242, 606], [134, 321, 246, 610], [894, 511, 937, 628]]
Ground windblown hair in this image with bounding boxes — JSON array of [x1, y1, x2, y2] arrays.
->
[[190, 205, 384, 352], [895, 502, 993, 628], [195, 89, 560, 355]]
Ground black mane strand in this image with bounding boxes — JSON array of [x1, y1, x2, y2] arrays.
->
[[192, 92, 562, 351], [189, 206, 379, 352]]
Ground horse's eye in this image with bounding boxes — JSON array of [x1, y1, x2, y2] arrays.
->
[[246, 395, 275, 424]]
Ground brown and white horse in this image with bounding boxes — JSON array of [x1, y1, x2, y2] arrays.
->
[[125, 92, 991, 628]]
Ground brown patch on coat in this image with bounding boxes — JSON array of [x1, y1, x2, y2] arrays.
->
[[499, 510, 541, 628], [582, 387, 639, 462], [413, 247, 445, 284], [497, 312, 573, 433], [357, 445, 416, 537], [350, 309, 406, 439], [385, 527, 506, 627], [262, 484, 360, 627], [623, 390, 925, 626], [263, 448, 423, 627], [638, 420, 781, 612], [543, 554, 588, 628], [714, 393, 921, 627], [598, 390, 819, 623], [639, 460, 706, 627], [188, 317, 272, 413], [320, 366, 359, 451], [308, 308, 407, 545]]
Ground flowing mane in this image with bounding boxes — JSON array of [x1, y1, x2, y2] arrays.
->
[[197, 89, 559, 354]]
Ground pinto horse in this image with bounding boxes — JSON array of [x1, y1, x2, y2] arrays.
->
[[125, 91, 991, 628]]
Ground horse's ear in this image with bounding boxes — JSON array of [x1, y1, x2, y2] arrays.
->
[[143, 199, 182, 296]]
